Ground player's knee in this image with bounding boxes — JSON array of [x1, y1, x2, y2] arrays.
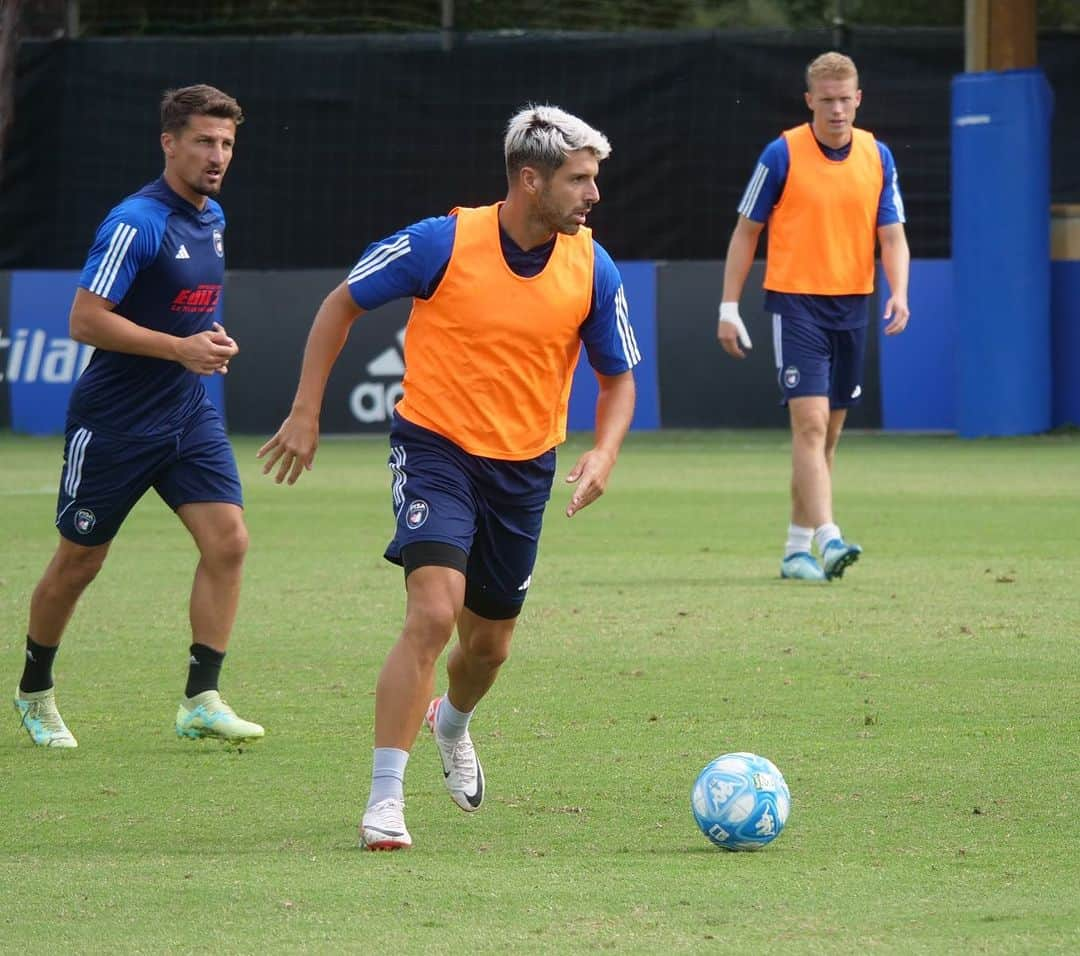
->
[[791, 414, 828, 445], [51, 546, 107, 592], [205, 520, 249, 567], [404, 596, 459, 645], [470, 638, 511, 671]]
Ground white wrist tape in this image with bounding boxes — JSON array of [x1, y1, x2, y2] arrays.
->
[[718, 302, 752, 348]]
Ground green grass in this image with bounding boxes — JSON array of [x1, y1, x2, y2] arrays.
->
[[2, 430, 1078, 954]]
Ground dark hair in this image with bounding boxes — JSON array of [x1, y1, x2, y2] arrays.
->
[[160, 84, 244, 134]]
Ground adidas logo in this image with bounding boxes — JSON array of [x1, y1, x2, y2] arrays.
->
[[517, 574, 532, 591], [175, 244, 191, 260], [351, 328, 406, 424], [366, 328, 406, 377]]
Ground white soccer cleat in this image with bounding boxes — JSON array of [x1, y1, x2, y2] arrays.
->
[[425, 696, 484, 812], [360, 798, 412, 851], [14, 687, 78, 748]]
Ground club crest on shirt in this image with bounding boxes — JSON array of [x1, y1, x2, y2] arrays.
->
[[213, 229, 224, 257], [406, 500, 429, 529], [74, 509, 96, 534], [783, 365, 801, 389]]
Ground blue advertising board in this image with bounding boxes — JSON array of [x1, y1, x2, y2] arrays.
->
[[4, 271, 224, 435]]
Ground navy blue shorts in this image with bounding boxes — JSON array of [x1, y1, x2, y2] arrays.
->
[[384, 414, 555, 618], [55, 402, 243, 546], [772, 315, 868, 408]]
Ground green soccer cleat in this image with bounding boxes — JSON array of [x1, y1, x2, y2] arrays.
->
[[14, 687, 78, 748], [175, 690, 264, 742]]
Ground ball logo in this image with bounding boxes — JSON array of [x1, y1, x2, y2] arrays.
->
[[405, 499, 429, 529], [213, 229, 224, 258], [74, 509, 96, 535], [783, 365, 801, 389]]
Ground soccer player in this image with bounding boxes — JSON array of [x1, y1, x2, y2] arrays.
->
[[716, 52, 910, 581], [259, 104, 640, 850], [13, 85, 264, 747]]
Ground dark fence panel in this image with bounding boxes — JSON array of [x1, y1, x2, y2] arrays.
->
[[3, 29, 1077, 270]]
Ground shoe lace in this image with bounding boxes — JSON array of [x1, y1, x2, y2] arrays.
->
[[25, 699, 66, 733], [448, 737, 477, 783]]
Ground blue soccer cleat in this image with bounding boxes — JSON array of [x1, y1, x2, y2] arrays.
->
[[780, 552, 826, 581], [822, 539, 863, 580]]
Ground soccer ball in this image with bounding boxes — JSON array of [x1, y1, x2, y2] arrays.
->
[[691, 752, 791, 851]]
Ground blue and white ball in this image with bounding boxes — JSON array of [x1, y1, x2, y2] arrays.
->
[[691, 752, 791, 851]]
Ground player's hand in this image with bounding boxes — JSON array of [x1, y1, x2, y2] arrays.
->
[[717, 302, 752, 359], [207, 322, 238, 374], [257, 413, 319, 485], [564, 447, 615, 518], [175, 322, 239, 375], [883, 296, 910, 336]]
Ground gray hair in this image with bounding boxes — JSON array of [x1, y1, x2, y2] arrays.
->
[[504, 104, 611, 178]]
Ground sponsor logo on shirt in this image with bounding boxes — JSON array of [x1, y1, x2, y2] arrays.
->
[[170, 284, 222, 313]]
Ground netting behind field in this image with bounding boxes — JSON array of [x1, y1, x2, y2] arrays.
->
[[3, 27, 1079, 270], [28, 0, 757, 37]]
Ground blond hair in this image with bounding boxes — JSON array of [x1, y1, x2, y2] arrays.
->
[[806, 52, 858, 90]]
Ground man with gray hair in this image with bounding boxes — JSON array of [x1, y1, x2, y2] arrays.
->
[[260, 104, 641, 850]]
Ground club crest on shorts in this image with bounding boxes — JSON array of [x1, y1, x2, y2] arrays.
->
[[74, 509, 96, 534], [405, 499, 429, 529], [783, 365, 801, 389], [213, 229, 224, 257]]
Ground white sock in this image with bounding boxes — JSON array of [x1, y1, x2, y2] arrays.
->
[[814, 523, 842, 553], [784, 524, 814, 558], [368, 747, 409, 807], [436, 694, 472, 741]]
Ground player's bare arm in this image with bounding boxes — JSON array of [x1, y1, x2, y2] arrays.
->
[[69, 287, 237, 374], [258, 281, 364, 485], [565, 370, 635, 517], [878, 222, 911, 335], [717, 216, 765, 359]]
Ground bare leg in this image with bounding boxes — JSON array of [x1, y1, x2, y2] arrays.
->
[[27, 537, 111, 646], [446, 607, 516, 713], [177, 502, 249, 653], [788, 396, 834, 529], [374, 565, 464, 751]]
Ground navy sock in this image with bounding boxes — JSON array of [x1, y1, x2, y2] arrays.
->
[[19, 636, 59, 694], [185, 643, 225, 698]]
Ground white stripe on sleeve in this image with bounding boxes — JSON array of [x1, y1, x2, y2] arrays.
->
[[89, 223, 138, 299], [737, 163, 769, 217], [348, 236, 412, 285], [613, 284, 641, 367]]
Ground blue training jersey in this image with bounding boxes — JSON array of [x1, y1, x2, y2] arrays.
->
[[736, 126, 906, 328], [344, 213, 640, 377], [70, 177, 227, 437]]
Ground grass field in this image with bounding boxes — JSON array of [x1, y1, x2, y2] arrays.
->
[[2, 429, 1078, 954]]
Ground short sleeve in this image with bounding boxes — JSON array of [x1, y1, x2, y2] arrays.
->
[[78, 200, 166, 304], [736, 137, 789, 223], [346, 215, 456, 310], [579, 241, 641, 375]]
